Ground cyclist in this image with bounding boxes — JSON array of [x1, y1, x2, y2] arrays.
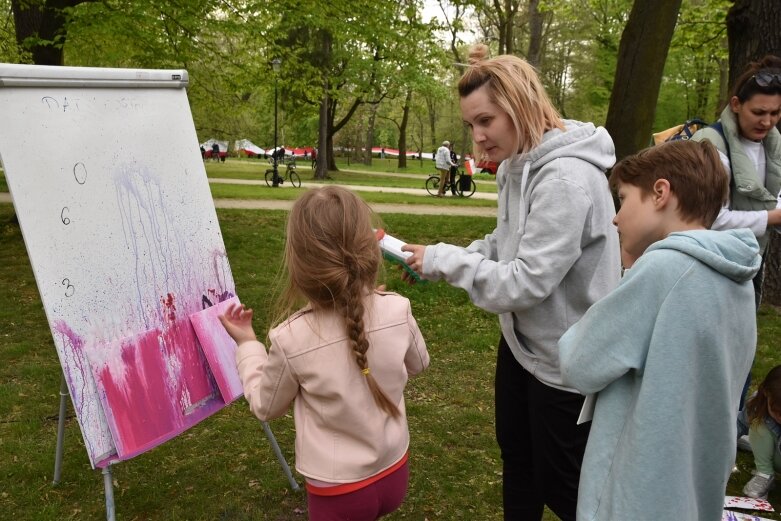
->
[[448, 144, 459, 196]]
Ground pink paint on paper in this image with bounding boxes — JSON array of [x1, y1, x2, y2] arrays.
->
[[189, 296, 243, 403], [724, 496, 775, 512], [87, 315, 221, 460]]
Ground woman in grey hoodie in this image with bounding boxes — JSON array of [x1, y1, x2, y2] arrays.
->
[[402, 44, 620, 521]]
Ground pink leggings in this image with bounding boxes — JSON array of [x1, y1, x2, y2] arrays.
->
[[307, 461, 409, 521]]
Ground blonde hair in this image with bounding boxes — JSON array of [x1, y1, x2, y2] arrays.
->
[[275, 186, 400, 418], [458, 43, 564, 157]]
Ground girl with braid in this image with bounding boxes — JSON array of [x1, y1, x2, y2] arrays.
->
[[220, 186, 430, 521]]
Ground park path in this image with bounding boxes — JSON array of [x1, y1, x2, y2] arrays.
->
[[0, 182, 498, 217], [208, 177, 499, 201]]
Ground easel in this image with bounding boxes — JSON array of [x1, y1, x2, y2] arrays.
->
[[52, 373, 299, 521]]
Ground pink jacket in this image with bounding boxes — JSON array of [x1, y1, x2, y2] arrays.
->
[[235, 290, 429, 483]]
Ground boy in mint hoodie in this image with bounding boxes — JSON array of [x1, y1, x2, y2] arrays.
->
[[559, 139, 762, 521]]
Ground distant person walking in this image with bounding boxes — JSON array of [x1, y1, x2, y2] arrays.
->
[[211, 142, 220, 162]]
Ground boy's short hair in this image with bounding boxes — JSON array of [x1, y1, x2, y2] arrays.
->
[[609, 140, 728, 227]]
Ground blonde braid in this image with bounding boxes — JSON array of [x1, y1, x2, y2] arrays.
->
[[342, 273, 400, 418]]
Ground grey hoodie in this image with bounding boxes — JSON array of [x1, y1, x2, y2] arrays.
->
[[422, 120, 620, 390]]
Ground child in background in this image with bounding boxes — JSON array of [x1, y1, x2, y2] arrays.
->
[[220, 186, 430, 521], [558, 140, 761, 521], [739, 365, 781, 499]]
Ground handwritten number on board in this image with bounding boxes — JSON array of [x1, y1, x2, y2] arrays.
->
[[62, 278, 75, 297], [73, 163, 87, 185], [61, 207, 70, 225]]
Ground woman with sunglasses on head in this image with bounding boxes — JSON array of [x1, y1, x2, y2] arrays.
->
[[692, 55, 781, 411], [692, 55, 781, 281], [400, 43, 620, 521]]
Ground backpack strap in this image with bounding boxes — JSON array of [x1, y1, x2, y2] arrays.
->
[[705, 121, 735, 192], [709, 121, 731, 159]]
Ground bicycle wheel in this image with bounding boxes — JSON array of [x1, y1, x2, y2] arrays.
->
[[425, 176, 441, 196], [264, 169, 274, 187], [289, 170, 301, 188], [457, 177, 477, 198]]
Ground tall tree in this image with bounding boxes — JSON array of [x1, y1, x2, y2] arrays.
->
[[725, 0, 781, 305], [654, 0, 730, 128], [604, 0, 682, 160], [11, 0, 94, 65], [473, 0, 523, 54], [525, 0, 544, 67], [726, 0, 781, 87]]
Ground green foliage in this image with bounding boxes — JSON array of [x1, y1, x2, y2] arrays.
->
[[0, 201, 507, 520], [654, 0, 731, 130], [0, 0, 744, 165]]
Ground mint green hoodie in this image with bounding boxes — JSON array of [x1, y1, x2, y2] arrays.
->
[[559, 229, 761, 521], [421, 120, 620, 390]]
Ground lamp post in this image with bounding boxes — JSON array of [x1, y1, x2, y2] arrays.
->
[[271, 58, 282, 187]]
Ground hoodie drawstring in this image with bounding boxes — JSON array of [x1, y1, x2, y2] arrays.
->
[[517, 160, 531, 233]]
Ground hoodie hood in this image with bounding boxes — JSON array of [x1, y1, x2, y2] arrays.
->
[[525, 120, 616, 172], [496, 120, 616, 228], [647, 229, 760, 283]]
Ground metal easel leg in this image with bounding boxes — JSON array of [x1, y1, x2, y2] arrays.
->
[[261, 421, 299, 491], [52, 373, 69, 485], [102, 465, 116, 521]]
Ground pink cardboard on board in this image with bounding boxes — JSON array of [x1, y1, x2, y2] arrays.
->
[[87, 320, 220, 460], [189, 296, 244, 403]]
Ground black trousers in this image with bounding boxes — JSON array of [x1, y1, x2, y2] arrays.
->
[[495, 335, 590, 521]]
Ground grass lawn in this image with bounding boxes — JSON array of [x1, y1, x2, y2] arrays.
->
[[0, 205, 507, 520], [1, 190, 780, 519]]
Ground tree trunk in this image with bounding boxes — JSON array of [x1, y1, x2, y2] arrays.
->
[[11, 0, 92, 66], [726, 0, 781, 305], [727, 0, 781, 88], [365, 103, 377, 165], [316, 84, 329, 180], [526, 0, 544, 68], [326, 101, 338, 172], [315, 29, 332, 180], [604, 0, 682, 161], [397, 90, 412, 170], [426, 94, 436, 152], [716, 57, 730, 120], [765, 232, 781, 306]]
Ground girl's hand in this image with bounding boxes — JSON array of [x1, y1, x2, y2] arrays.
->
[[401, 244, 426, 284], [219, 303, 258, 344]]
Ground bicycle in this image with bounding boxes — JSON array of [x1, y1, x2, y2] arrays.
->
[[265, 159, 301, 188], [425, 169, 476, 198]]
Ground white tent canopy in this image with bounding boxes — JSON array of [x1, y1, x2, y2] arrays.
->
[[234, 139, 265, 156], [200, 138, 228, 152]]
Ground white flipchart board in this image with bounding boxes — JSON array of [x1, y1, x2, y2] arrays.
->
[[0, 64, 236, 467]]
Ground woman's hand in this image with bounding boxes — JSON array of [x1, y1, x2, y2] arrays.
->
[[219, 302, 258, 344], [767, 208, 781, 227], [401, 244, 426, 284]]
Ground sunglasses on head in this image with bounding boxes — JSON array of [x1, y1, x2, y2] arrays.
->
[[754, 70, 781, 87]]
